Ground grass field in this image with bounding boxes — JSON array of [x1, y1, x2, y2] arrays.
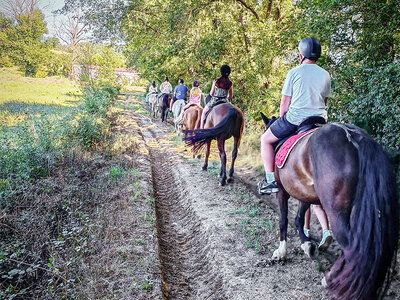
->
[[0, 67, 81, 126], [0, 67, 80, 106]]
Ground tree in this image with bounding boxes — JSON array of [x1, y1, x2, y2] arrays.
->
[[1, 0, 41, 19], [56, 9, 88, 80], [2, 9, 50, 76]]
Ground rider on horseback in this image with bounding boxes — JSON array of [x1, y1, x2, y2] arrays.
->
[[157, 77, 173, 104], [145, 80, 158, 102], [171, 79, 188, 109], [200, 65, 233, 128], [176, 80, 203, 125], [259, 37, 333, 250], [258, 37, 331, 195]]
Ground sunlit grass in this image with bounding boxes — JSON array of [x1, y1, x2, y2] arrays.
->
[[0, 67, 81, 107]]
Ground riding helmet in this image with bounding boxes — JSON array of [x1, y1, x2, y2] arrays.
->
[[298, 37, 321, 61], [179, 78, 184, 84]]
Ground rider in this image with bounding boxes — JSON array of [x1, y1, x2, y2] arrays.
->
[[200, 65, 233, 128], [171, 79, 188, 109], [177, 80, 202, 123], [145, 80, 158, 102], [157, 77, 173, 103], [258, 37, 331, 195]]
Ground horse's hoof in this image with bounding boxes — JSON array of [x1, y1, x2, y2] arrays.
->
[[321, 276, 327, 288], [272, 241, 287, 261], [202, 166, 207, 171], [197, 154, 201, 159], [301, 241, 319, 260], [227, 177, 233, 183], [219, 181, 226, 186]]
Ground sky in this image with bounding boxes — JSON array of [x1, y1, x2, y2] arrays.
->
[[39, 0, 66, 38]]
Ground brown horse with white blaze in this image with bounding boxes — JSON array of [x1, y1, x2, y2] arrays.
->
[[183, 103, 244, 186]]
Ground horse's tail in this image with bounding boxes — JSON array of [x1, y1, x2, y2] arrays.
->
[[183, 107, 237, 153], [328, 133, 399, 299]]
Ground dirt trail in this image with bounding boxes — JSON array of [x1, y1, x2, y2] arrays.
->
[[123, 95, 400, 299]]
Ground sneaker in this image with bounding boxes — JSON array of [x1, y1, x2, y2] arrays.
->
[[304, 228, 310, 238], [318, 230, 333, 250], [258, 178, 279, 194]]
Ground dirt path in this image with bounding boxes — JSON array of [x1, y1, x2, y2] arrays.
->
[[122, 95, 400, 299]]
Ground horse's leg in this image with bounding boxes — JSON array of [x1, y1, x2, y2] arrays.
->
[[227, 135, 240, 182], [202, 141, 211, 171], [217, 138, 227, 186], [272, 189, 290, 260], [295, 202, 318, 259]]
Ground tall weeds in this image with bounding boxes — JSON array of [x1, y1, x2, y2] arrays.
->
[[0, 84, 119, 206]]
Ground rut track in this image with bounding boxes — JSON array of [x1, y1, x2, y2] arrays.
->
[[137, 118, 228, 299]]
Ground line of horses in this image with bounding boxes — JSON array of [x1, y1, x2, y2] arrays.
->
[[143, 92, 399, 300]]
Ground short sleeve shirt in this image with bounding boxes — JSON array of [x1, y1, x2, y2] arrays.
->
[[160, 81, 172, 94], [174, 84, 188, 100], [281, 64, 331, 125]]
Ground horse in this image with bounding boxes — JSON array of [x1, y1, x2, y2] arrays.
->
[[183, 103, 244, 186], [182, 105, 202, 131], [148, 93, 158, 118], [171, 99, 185, 132], [159, 94, 171, 122], [260, 113, 399, 300]]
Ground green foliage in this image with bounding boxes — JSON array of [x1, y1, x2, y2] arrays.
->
[[0, 10, 52, 76], [0, 80, 117, 205], [92, 45, 126, 86]]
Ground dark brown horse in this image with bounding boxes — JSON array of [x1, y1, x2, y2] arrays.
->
[[159, 94, 172, 122], [182, 105, 202, 131], [261, 113, 399, 300], [183, 103, 244, 186]]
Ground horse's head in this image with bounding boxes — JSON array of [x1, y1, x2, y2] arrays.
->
[[260, 112, 277, 132]]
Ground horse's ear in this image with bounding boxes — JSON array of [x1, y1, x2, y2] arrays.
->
[[260, 112, 270, 126]]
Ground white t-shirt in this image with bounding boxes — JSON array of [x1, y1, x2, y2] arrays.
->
[[281, 64, 331, 125], [160, 81, 172, 94]]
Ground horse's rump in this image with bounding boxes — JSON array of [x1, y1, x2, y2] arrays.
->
[[183, 105, 202, 131], [278, 122, 399, 299], [184, 103, 243, 153]]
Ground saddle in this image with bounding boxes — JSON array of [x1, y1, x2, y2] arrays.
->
[[273, 116, 326, 152], [202, 99, 226, 126]]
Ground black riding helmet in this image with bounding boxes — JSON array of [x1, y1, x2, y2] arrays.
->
[[298, 37, 321, 62]]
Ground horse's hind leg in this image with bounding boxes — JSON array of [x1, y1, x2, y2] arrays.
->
[[295, 202, 318, 259], [202, 141, 211, 171], [272, 189, 290, 260], [217, 138, 227, 186], [227, 135, 240, 182]]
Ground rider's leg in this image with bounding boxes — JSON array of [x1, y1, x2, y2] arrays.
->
[[261, 128, 279, 176], [313, 204, 332, 250], [258, 128, 279, 194], [200, 106, 209, 129], [304, 207, 311, 237]]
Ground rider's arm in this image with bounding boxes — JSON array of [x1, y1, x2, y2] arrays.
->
[[228, 84, 233, 100], [280, 95, 291, 117], [210, 80, 216, 96]]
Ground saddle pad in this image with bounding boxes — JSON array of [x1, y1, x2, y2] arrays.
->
[[275, 128, 319, 168]]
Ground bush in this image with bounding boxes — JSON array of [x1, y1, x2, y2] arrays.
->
[[0, 83, 118, 205]]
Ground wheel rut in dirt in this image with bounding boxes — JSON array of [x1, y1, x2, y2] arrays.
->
[[138, 120, 227, 299]]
